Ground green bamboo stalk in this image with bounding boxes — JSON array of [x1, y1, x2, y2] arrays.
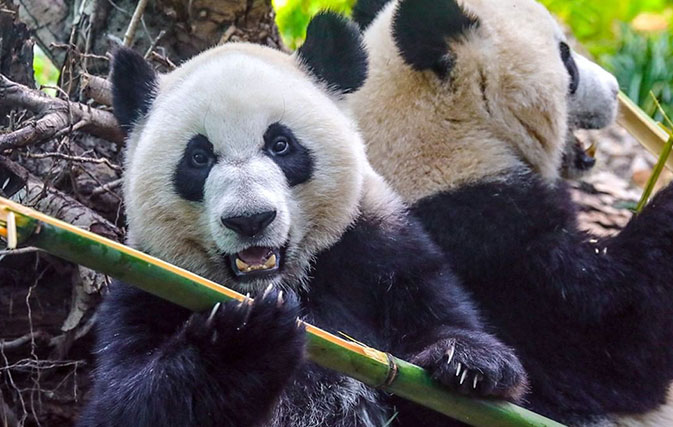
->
[[635, 92, 673, 213], [0, 197, 563, 427]]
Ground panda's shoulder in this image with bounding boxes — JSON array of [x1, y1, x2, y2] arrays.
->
[[312, 211, 447, 285], [414, 173, 577, 233]]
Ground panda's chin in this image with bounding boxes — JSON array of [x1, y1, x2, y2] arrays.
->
[[226, 246, 285, 281]]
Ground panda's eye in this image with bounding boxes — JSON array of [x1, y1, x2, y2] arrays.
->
[[263, 122, 313, 187], [191, 150, 210, 167], [270, 137, 290, 155], [559, 42, 579, 95]]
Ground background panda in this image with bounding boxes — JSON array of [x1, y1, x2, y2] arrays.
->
[[348, 0, 673, 425], [78, 12, 527, 427]]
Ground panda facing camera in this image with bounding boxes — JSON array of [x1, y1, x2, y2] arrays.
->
[[78, 12, 528, 427]]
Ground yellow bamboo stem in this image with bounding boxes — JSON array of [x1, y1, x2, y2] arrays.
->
[[617, 92, 673, 171]]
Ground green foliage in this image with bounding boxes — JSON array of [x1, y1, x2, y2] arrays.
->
[[540, 0, 673, 118], [604, 24, 673, 119], [274, 0, 673, 120], [540, 0, 673, 57], [33, 46, 59, 94], [273, 0, 354, 49]]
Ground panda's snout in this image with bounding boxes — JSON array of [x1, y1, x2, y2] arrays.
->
[[221, 210, 277, 238]]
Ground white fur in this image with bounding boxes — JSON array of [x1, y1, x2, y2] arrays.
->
[[348, 0, 619, 203], [120, 42, 405, 426], [123, 43, 381, 293], [347, 0, 667, 423], [569, 53, 619, 129]]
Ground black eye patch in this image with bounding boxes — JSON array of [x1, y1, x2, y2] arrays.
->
[[559, 42, 579, 95], [263, 123, 314, 187], [173, 134, 216, 202]]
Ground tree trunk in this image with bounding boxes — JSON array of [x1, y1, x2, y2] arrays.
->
[[19, 0, 282, 71]]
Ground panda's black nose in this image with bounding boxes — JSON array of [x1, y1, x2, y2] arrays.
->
[[221, 210, 277, 237]]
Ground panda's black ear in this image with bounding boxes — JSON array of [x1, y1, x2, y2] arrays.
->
[[298, 12, 368, 94], [352, 0, 392, 29], [392, 0, 479, 77], [110, 47, 158, 134]]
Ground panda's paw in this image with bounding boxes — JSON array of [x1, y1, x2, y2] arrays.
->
[[410, 332, 528, 401], [184, 286, 305, 368]]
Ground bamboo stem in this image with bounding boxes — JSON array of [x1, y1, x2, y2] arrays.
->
[[635, 93, 673, 213], [0, 197, 563, 427], [618, 92, 673, 172]]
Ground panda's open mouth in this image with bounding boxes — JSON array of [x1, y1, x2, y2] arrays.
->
[[227, 246, 282, 278]]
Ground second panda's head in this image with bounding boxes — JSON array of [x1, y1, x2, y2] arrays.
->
[[349, 0, 619, 202], [111, 13, 372, 293]]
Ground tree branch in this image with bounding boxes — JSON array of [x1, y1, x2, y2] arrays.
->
[[0, 156, 122, 240], [0, 74, 123, 150], [123, 0, 150, 47], [80, 73, 112, 106]]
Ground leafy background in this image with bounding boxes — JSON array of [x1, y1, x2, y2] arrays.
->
[[34, 0, 673, 117]]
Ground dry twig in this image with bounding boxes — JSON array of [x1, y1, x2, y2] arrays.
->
[[0, 157, 122, 240], [0, 333, 49, 352], [123, 0, 150, 47], [20, 152, 122, 172], [0, 75, 123, 151]]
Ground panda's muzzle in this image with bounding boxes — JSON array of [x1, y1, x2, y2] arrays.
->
[[228, 246, 282, 277]]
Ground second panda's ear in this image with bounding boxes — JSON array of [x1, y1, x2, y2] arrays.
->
[[392, 0, 479, 77], [297, 12, 368, 94], [352, 0, 392, 29], [110, 47, 158, 134]]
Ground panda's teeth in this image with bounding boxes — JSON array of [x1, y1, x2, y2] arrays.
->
[[264, 254, 277, 269], [584, 142, 597, 158], [233, 251, 278, 274], [236, 258, 250, 271]]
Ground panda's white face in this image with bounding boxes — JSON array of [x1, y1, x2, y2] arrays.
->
[[348, 0, 619, 202], [568, 53, 619, 130], [121, 43, 368, 292]]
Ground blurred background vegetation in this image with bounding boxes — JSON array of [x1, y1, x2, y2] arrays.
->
[[273, 0, 673, 119], [540, 0, 673, 119], [33, 0, 673, 117]]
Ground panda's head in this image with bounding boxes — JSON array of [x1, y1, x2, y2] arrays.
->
[[349, 0, 619, 202], [111, 13, 372, 292]]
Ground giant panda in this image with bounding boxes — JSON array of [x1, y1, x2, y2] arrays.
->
[[77, 12, 528, 427], [347, 0, 673, 425]]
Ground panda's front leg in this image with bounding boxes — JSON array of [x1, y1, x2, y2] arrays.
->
[[181, 288, 306, 424], [79, 286, 305, 427], [409, 328, 528, 400]]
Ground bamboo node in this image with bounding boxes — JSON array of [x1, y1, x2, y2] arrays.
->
[[375, 352, 399, 389]]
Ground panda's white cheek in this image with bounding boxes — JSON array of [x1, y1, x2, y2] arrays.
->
[[569, 54, 619, 129], [285, 198, 305, 244]]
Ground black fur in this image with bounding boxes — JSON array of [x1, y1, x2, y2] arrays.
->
[[263, 123, 314, 187], [352, 0, 392, 29], [110, 48, 157, 133], [392, 0, 479, 78], [298, 12, 368, 94], [560, 42, 580, 94], [77, 287, 305, 427], [80, 212, 527, 426], [173, 134, 216, 202], [412, 172, 673, 423]]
